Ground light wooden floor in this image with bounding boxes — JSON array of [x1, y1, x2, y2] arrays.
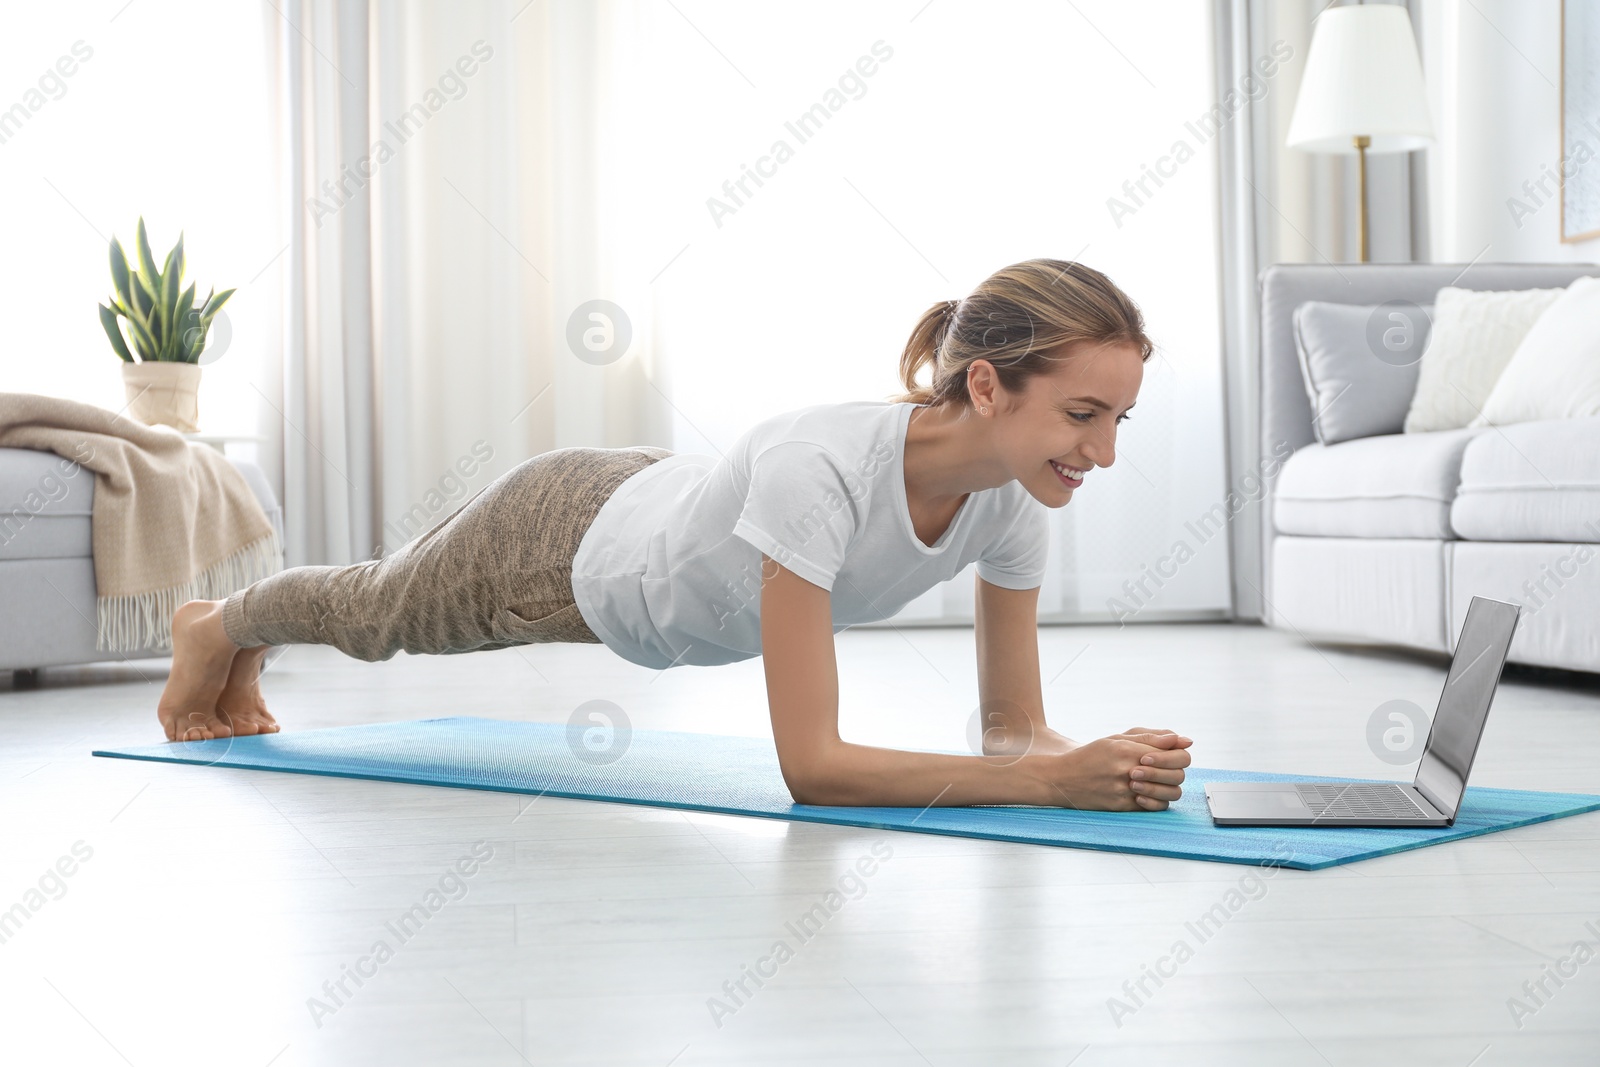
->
[[2, 621, 1598, 1066]]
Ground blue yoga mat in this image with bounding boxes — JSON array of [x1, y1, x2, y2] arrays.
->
[[93, 716, 1600, 870]]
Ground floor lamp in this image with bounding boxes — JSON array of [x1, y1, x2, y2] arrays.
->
[[1286, 3, 1433, 262]]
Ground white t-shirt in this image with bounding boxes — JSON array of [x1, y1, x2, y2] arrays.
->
[[571, 401, 1049, 669]]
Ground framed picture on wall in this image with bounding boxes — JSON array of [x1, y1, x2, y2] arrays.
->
[[1563, 0, 1600, 242]]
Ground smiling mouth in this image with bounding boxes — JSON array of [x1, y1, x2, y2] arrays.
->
[[1050, 460, 1086, 487]]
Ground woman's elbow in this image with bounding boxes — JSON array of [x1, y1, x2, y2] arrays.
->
[[777, 753, 846, 806], [781, 767, 836, 806]]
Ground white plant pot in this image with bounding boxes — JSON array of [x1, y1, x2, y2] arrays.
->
[[121, 361, 201, 433]]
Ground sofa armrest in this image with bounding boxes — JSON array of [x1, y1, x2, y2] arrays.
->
[[227, 458, 284, 549]]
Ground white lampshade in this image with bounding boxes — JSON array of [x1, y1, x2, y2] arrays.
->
[[1286, 3, 1433, 154]]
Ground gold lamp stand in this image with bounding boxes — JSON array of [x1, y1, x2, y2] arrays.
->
[[1354, 134, 1371, 263]]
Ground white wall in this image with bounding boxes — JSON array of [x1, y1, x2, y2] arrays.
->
[[0, 4, 272, 431], [1421, 0, 1600, 262]]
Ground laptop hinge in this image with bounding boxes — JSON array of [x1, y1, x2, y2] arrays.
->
[[1413, 780, 1451, 819]]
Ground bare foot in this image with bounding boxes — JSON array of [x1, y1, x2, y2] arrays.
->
[[213, 644, 281, 738], [157, 600, 243, 742]]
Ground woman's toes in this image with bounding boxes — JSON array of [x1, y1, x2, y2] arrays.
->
[[210, 701, 280, 738]]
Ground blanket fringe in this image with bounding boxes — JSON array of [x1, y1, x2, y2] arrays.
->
[[95, 527, 285, 653]]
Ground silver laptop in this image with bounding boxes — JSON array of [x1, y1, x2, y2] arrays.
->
[[1205, 596, 1521, 828]]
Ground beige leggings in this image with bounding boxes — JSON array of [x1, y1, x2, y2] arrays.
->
[[220, 446, 671, 660]]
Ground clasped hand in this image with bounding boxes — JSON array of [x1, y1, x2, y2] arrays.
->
[[1024, 726, 1193, 811]]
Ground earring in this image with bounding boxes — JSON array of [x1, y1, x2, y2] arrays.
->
[[980, 406, 989, 415]]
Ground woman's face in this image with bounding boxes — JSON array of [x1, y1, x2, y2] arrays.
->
[[982, 341, 1145, 508]]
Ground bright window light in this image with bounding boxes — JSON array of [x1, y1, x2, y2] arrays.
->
[[0, 2, 272, 436]]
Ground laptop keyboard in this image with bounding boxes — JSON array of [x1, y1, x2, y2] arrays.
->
[[1295, 783, 1431, 820]]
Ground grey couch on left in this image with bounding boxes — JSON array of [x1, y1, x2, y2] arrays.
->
[[0, 446, 283, 673]]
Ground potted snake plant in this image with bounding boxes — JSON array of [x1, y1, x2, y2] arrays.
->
[[98, 218, 235, 432]]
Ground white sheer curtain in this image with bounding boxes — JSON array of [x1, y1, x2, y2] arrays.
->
[[258, 0, 665, 566], [259, 0, 1234, 624]]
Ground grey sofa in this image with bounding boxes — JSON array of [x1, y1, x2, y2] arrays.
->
[[0, 447, 283, 674], [1259, 262, 1600, 675]]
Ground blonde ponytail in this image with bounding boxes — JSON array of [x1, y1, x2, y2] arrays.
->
[[897, 299, 960, 405], [894, 259, 1153, 406]]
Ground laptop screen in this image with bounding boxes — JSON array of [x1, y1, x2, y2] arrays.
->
[[1414, 598, 1520, 817]]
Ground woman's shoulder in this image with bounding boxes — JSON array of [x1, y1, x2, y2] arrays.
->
[[738, 401, 908, 456], [751, 400, 906, 433]]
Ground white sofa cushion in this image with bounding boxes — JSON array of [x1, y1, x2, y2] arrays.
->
[[1402, 286, 1566, 433], [1471, 276, 1600, 426], [1450, 416, 1600, 542], [1274, 427, 1486, 539]]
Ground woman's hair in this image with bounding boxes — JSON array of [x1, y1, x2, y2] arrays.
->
[[896, 258, 1153, 406]]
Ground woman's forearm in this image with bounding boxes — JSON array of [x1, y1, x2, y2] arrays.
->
[[986, 723, 1078, 758], [782, 738, 1057, 807], [759, 561, 1141, 809]]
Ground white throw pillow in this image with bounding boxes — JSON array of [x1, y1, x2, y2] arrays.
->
[[1402, 285, 1566, 433], [1471, 275, 1600, 426]]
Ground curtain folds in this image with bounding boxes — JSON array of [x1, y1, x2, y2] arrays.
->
[[258, 0, 381, 566], [1212, 0, 1279, 622], [257, 0, 663, 566]]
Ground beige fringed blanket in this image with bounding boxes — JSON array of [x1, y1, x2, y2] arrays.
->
[[0, 392, 283, 652]]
